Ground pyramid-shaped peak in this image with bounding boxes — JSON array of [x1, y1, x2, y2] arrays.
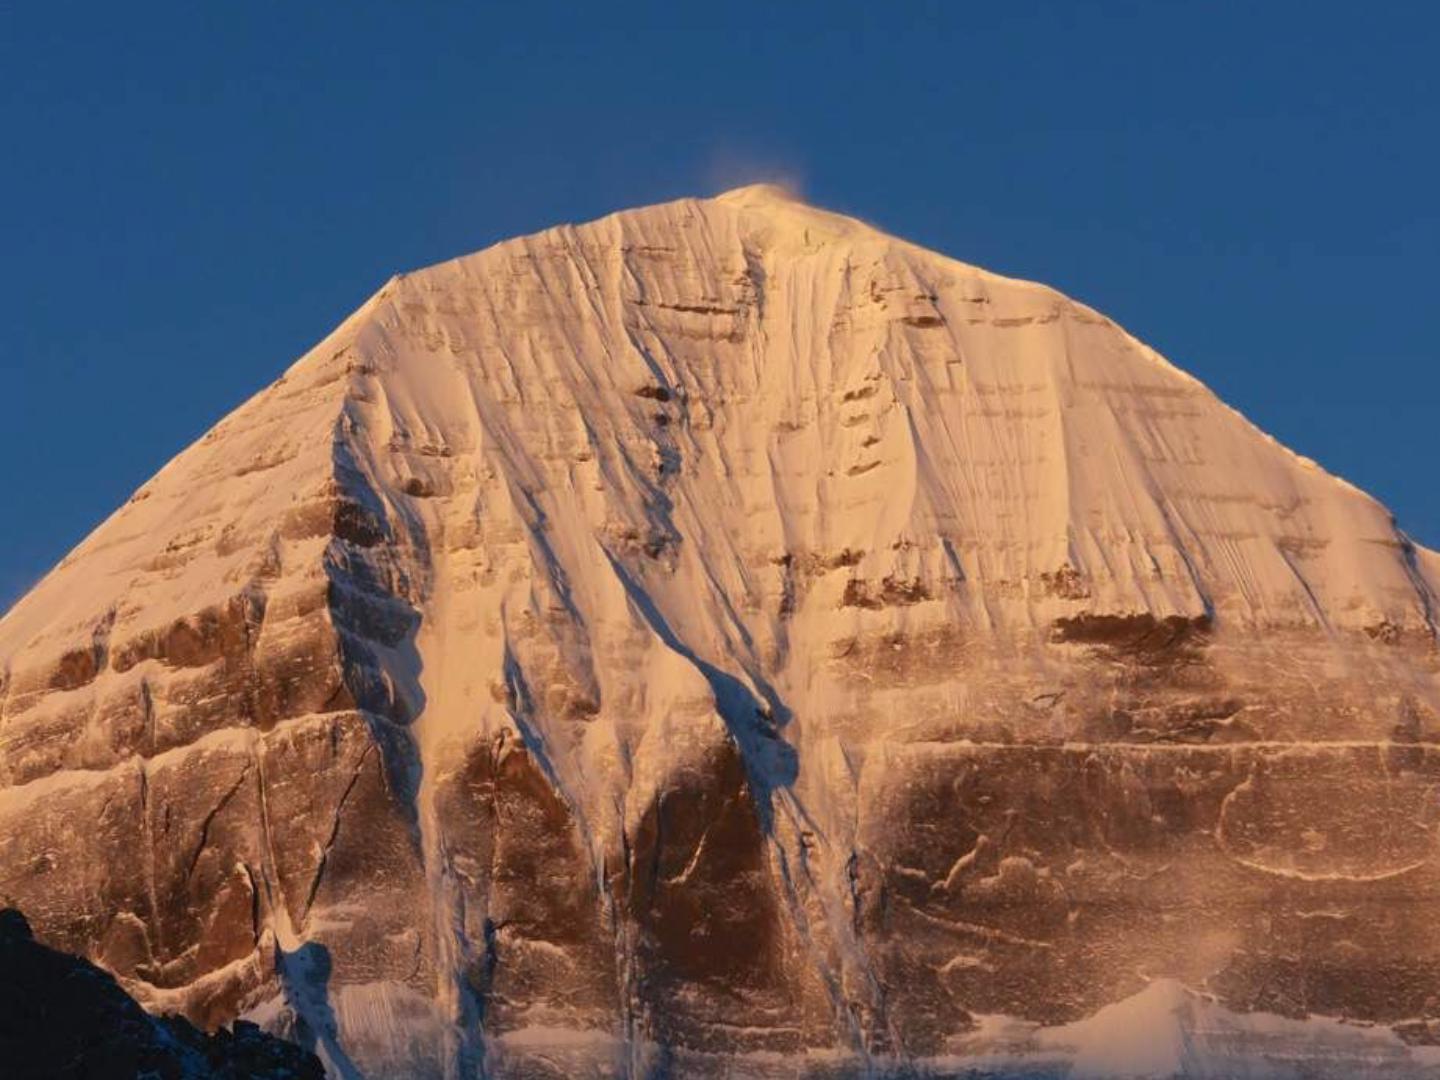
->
[[3, 186, 1440, 1080], [714, 181, 807, 205], [706, 181, 876, 238]]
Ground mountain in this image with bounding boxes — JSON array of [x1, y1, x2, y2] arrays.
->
[[2, 184, 1439, 1078]]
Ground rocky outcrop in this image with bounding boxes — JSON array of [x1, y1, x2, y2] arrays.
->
[[3, 185, 1440, 1077], [0, 908, 323, 1079]]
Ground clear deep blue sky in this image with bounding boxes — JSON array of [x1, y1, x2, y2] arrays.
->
[[3, 2, 1437, 612]]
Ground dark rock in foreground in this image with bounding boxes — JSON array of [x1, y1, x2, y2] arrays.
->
[[0, 908, 323, 1080]]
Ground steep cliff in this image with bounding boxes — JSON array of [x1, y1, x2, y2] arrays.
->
[[3, 185, 1439, 1077]]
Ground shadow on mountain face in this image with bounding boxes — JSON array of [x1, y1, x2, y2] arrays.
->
[[0, 908, 323, 1080], [276, 940, 367, 1080]]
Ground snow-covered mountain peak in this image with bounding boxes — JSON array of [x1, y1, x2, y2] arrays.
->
[[714, 180, 804, 204], [3, 190, 1440, 1078]]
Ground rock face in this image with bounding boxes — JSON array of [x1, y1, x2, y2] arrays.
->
[[3, 184, 1440, 1077], [0, 907, 324, 1079]]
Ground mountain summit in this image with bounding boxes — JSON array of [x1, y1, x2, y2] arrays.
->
[[3, 189, 1439, 1077]]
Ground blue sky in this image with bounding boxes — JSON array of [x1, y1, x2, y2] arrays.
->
[[2, 2, 1437, 612]]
